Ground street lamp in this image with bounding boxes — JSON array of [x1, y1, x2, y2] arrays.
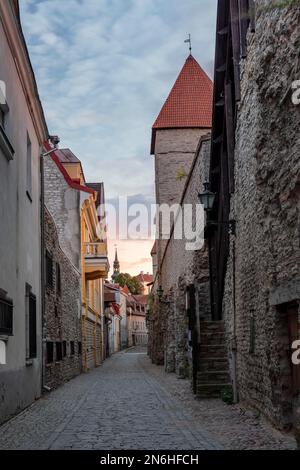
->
[[198, 181, 236, 235], [198, 181, 216, 211]]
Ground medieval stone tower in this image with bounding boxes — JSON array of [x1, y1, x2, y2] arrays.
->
[[151, 54, 213, 261]]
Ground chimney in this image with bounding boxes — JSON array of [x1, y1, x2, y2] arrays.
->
[[49, 135, 60, 148]]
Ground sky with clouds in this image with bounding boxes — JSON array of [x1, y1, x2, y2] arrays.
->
[[20, 0, 217, 276]]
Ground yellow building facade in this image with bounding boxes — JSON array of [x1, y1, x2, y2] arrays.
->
[[54, 149, 109, 371]]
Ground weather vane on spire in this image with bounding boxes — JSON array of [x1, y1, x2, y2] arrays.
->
[[184, 34, 192, 55]]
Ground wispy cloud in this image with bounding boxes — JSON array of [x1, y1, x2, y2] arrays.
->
[[21, 0, 217, 200], [20, 0, 217, 272]]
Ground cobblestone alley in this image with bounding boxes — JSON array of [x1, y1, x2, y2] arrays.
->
[[0, 348, 297, 450]]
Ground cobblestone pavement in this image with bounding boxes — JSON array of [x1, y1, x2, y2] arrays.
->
[[0, 348, 297, 450]]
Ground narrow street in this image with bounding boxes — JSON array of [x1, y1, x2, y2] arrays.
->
[[0, 348, 296, 450]]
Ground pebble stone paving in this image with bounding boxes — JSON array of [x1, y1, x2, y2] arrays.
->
[[0, 347, 297, 450]]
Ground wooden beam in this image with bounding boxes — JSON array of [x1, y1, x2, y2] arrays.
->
[[230, 0, 241, 101], [239, 0, 249, 58], [249, 0, 256, 32], [225, 81, 235, 193]]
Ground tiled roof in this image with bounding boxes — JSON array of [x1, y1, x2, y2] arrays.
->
[[137, 272, 153, 283], [151, 55, 213, 154], [122, 285, 130, 295], [44, 142, 94, 195], [133, 294, 149, 305], [55, 148, 80, 164]]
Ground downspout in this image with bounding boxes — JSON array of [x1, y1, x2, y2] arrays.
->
[[81, 208, 88, 372], [40, 150, 46, 391], [232, 236, 238, 403], [93, 282, 99, 367]]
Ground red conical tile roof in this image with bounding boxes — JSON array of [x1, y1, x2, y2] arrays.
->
[[151, 55, 213, 154]]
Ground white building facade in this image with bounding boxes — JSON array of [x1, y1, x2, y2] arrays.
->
[[0, 1, 48, 423]]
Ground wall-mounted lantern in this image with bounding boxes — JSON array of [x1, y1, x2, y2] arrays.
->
[[198, 181, 236, 236], [198, 181, 216, 211]]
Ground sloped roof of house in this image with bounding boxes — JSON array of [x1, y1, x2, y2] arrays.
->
[[44, 142, 94, 195], [151, 55, 213, 154], [137, 272, 153, 284], [55, 148, 81, 164], [133, 294, 149, 305], [122, 285, 131, 295]]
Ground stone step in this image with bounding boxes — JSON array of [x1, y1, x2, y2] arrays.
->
[[197, 371, 230, 383], [200, 322, 225, 333], [200, 332, 226, 345], [196, 383, 232, 399], [199, 344, 227, 357], [200, 321, 225, 327], [198, 357, 229, 372]]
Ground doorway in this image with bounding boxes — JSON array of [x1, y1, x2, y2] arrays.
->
[[277, 302, 300, 432]]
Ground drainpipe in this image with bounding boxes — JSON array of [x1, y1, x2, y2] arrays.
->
[[232, 237, 238, 403], [81, 208, 88, 371], [40, 150, 46, 391]]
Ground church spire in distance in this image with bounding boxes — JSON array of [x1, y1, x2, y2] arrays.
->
[[112, 246, 120, 283]]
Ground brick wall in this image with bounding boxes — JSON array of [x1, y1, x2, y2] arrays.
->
[[44, 208, 82, 389], [150, 134, 211, 378]]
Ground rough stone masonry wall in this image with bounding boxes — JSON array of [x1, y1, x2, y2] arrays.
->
[[159, 136, 211, 378], [44, 209, 82, 390], [223, 0, 300, 429], [150, 128, 210, 371], [44, 156, 81, 270]]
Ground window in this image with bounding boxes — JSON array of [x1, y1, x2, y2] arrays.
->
[[63, 341, 67, 357], [46, 342, 54, 364], [56, 263, 61, 295], [56, 342, 62, 361], [70, 341, 75, 356], [0, 292, 13, 336], [78, 342, 82, 355], [29, 293, 37, 359], [46, 251, 53, 288], [26, 133, 32, 201], [26, 288, 37, 360]]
